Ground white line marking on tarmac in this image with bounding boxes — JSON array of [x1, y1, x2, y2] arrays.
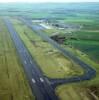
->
[[24, 61, 27, 64], [40, 78, 44, 82], [32, 78, 36, 83]]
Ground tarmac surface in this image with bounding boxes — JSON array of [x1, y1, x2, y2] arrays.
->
[[4, 18, 58, 100]]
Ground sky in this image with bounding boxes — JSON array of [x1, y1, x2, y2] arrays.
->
[[0, 0, 99, 3]]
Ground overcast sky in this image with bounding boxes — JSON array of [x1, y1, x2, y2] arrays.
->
[[0, 0, 99, 3]]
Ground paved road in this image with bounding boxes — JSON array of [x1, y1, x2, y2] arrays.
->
[[20, 18, 96, 86], [4, 18, 58, 100]]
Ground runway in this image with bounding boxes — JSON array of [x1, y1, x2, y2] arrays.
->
[[4, 18, 58, 100]]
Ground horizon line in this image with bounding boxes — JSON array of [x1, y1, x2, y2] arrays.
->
[[0, 1, 99, 3]]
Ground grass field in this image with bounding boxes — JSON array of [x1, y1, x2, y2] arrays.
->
[[65, 40, 99, 63], [11, 18, 84, 79], [64, 30, 99, 63], [0, 18, 34, 100], [56, 84, 92, 100]]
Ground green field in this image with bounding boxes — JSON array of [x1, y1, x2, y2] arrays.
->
[[63, 29, 99, 63], [0, 18, 34, 100], [56, 84, 92, 100]]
